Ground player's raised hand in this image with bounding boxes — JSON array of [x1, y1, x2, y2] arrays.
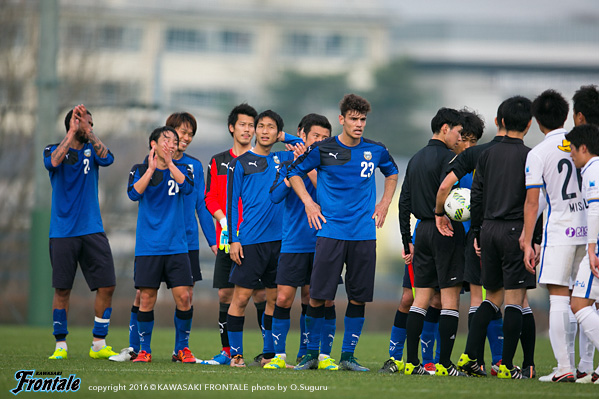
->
[[148, 146, 157, 171], [435, 214, 454, 237], [305, 200, 326, 230], [292, 143, 306, 160]]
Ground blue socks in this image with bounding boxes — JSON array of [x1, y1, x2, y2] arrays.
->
[[52, 309, 68, 341], [421, 306, 440, 364], [487, 310, 504, 364], [341, 303, 365, 354], [273, 305, 291, 354], [262, 314, 275, 357], [92, 307, 112, 339], [321, 306, 336, 356], [174, 307, 193, 353], [227, 314, 244, 357], [129, 306, 140, 352], [137, 310, 154, 353], [297, 304, 308, 359], [389, 310, 408, 360], [305, 305, 325, 356]]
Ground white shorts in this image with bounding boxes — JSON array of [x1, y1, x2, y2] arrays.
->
[[572, 253, 599, 301], [538, 245, 585, 287]]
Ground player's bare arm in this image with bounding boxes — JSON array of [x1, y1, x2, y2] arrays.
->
[[133, 147, 156, 195], [372, 174, 398, 228], [435, 171, 458, 236], [164, 142, 186, 184], [50, 108, 80, 167], [589, 243, 599, 278], [76, 104, 109, 158], [289, 175, 326, 229], [521, 187, 540, 274]]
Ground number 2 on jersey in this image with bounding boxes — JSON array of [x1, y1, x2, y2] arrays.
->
[[557, 158, 582, 200], [360, 161, 374, 178], [83, 158, 90, 175], [168, 180, 179, 196]]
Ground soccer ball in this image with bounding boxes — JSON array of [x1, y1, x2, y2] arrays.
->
[[444, 187, 471, 222]]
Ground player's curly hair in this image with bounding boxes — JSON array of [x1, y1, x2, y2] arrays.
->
[[339, 94, 371, 117]]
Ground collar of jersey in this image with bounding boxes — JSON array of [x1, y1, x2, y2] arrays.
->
[[543, 128, 568, 141], [335, 136, 363, 149], [582, 156, 599, 175]]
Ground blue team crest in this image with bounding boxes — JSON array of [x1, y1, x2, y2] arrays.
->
[[84, 149, 91, 157], [525, 166, 529, 173], [188, 163, 194, 173], [591, 180, 596, 187], [273, 155, 280, 164], [364, 151, 372, 161]]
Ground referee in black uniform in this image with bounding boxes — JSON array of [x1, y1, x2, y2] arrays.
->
[[460, 95, 535, 380], [399, 108, 466, 376]]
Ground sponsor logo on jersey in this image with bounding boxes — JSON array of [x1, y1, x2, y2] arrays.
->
[[565, 226, 587, 238], [273, 155, 280, 164], [248, 161, 258, 167], [84, 149, 91, 157], [590, 180, 595, 187], [525, 166, 530, 173], [188, 164, 194, 173], [557, 139, 571, 153], [364, 151, 372, 161], [328, 152, 338, 159]]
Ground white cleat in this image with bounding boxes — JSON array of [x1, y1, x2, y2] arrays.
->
[[109, 347, 137, 362]]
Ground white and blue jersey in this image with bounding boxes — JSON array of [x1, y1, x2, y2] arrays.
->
[[44, 143, 114, 238], [227, 150, 293, 246], [128, 162, 194, 256], [178, 153, 216, 250], [270, 161, 317, 253], [287, 136, 398, 241]]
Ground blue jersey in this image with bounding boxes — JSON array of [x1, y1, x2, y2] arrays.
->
[[44, 143, 114, 238], [178, 153, 216, 250], [270, 161, 317, 253], [227, 150, 293, 245], [287, 136, 398, 241], [459, 172, 473, 232], [128, 162, 194, 256]]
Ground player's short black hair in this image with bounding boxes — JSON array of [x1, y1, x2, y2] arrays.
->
[[227, 103, 258, 136], [431, 107, 463, 134], [573, 85, 599, 125], [565, 124, 599, 157], [166, 112, 197, 135], [256, 110, 284, 133], [459, 108, 485, 141], [339, 94, 371, 117], [300, 113, 332, 136], [532, 89, 569, 131], [64, 107, 92, 133], [148, 126, 179, 150], [501, 96, 532, 132], [496, 100, 507, 129]]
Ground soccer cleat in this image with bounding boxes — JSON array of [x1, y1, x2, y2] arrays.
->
[[538, 367, 557, 382], [404, 362, 430, 375], [49, 348, 67, 360], [248, 353, 264, 367], [378, 357, 404, 374], [318, 354, 339, 371], [457, 353, 486, 377], [490, 359, 502, 376], [132, 350, 151, 363], [436, 363, 467, 377], [424, 363, 437, 375], [497, 365, 523, 379], [550, 371, 575, 383], [296, 355, 305, 365], [575, 372, 599, 384], [521, 365, 536, 379], [174, 347, 197, 363], [339, 355, 369, 372], [230, 354, 245, 367], [109, 347, 137, 362], [263, 355, 288, 370], [199, 350, 231, 365], [294, 353, 318, 370], [89, 345, 118, 359], [576, 369, 588, 379]]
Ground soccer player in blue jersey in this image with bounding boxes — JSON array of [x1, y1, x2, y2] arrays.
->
[[45, 104, 118, 360], [226, 110, 294, 367], [127, 126, 195, 363], [264, 113, 338, 370], [288, 94, 399, 371]]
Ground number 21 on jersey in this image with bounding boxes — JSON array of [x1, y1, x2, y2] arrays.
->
[[168, 180, 179, 196]]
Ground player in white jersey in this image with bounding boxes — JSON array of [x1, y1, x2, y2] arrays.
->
[[566, 124, 599, 384], [521, 90, 585, 382]]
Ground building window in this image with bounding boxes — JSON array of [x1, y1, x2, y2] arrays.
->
[[218, 30, 252, 53], [282, 31, 366, 58], [171, 89, 234, 108], [165, 28, 208, 52], [62, 23, 141, 51]]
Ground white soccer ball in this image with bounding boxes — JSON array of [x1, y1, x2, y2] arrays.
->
[[444, 187, 471, 222]]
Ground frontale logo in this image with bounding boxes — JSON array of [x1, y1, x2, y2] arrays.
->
[[11, 370, 81, 395], [565, 226, 587, 238]]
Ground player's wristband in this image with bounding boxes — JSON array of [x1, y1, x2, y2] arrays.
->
[[434, 211, 445, 217], [219, 218, 227, 229]]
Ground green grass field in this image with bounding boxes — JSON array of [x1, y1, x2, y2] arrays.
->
[[1, 325, 596, 398]]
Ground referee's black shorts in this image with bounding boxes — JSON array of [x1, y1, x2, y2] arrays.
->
[[463, 228, 482, 286], [413, 219, 465, 289], [480, 220, 536, 291]]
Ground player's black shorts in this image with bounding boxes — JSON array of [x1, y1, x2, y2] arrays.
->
[[229, 241, 281, 289], [188, 249, 202, 282], [463, 228, 482, 286], [276, 252, 313, 287], [213, 248, 235, 289], [49, 232, 116, 291], [480, 220, 536, 291], [413, 219, 465, 289], [134, 253, 193, 289], [310, 237, 376, 302]]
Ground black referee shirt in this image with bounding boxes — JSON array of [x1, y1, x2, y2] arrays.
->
[[399, 139, 455, 243], [449, 135, 504, 180], [470, 136, 531, 231]]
